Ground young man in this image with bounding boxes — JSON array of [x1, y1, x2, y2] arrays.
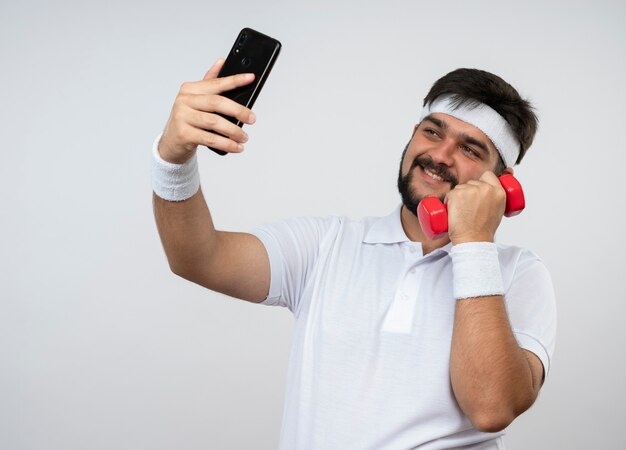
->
[[152, 61, 556, 449]]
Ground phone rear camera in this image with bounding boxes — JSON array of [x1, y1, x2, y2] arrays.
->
[[234, 48, 241, 54], [238, 33, 247, 46], [241, 57, 252, 68]]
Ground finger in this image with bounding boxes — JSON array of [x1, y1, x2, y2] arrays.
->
[[452, 182, 475, 190], [187, 110, 249, 144], [203, 72, 255, 94], [186, 94, 256, 125], [479, 170, 500, 186], [203, 58, 225, 80], [187, 126, 245, 154], [181, 72, 255, 95]]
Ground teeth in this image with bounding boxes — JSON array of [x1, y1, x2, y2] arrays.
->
[[424, 168, 445, 182]]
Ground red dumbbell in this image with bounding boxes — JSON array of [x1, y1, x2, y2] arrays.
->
[[417, 174, 525, 240]]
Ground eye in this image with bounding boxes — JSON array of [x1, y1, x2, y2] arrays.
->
[[424, 128, 440, 138], [461, 145, 481, 159]]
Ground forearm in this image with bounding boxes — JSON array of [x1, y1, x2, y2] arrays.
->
[[153, 189, 218, 281], [449, 295, 537, 432]]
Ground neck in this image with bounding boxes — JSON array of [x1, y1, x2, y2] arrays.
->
[[400, 205, 450, 254]]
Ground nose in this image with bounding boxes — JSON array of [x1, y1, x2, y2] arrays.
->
[[428, 138, 456, 166]]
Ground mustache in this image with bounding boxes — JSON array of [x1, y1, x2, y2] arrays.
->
[[411, 156, 459, 188]]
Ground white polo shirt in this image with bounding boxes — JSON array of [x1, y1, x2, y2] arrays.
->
[[253, 206, 556, 450]]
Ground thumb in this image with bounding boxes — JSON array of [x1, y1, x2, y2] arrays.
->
[[479, 170, 500, 187], [203, 58, 225, 80]]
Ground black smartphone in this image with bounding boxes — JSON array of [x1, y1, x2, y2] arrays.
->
[[208, 27, 282, 155]]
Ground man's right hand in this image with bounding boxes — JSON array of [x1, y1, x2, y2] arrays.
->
[[157, 58, 258, 164]]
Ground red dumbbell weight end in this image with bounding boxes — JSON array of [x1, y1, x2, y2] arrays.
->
[[417, 174, 525, 240]]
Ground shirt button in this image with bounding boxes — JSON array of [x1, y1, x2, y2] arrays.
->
[[409, 268, 416, 274], [402, 293, 409, 300]]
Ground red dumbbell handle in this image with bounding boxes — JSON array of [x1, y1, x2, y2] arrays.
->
[[417, 174, 525, 240]]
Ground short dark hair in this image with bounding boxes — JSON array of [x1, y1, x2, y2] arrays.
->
[[423, 68, 538, 165]]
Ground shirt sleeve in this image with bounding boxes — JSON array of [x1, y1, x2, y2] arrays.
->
[[503, 250, 557, 379], [251, 216, 338, 314]]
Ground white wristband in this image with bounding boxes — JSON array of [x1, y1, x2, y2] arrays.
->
[[450, 242, 504, 300], [151, 134, 200, 201]]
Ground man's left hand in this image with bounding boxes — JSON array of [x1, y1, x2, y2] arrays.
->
[[445, 171, 507, 244]]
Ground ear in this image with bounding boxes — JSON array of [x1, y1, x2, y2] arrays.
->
[[502, 167, 514, 176]]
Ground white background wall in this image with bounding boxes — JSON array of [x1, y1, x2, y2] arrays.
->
[[2, 0, 624, 448]]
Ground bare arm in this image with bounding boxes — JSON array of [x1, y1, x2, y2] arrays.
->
[[153, 190, 269, 302], [153, 59, 270, 302], [446, 171, 544, 432], [450, 296, 543, 432]]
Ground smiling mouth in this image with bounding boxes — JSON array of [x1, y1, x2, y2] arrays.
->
[[410, 155, 458, 188], [423, 167, 446, 182]]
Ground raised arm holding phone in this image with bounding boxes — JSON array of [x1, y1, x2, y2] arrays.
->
[[152, 28, 556, 450]]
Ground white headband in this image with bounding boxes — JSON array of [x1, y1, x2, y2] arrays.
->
[[418, 94, 520, 167]]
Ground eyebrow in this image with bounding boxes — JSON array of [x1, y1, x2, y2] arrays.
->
[[423, 115, 447, 130], [422, 115, 491, 156]]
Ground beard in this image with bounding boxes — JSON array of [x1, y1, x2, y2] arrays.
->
[[397, 145, 459, 217]]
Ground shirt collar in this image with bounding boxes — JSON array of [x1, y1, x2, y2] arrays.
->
[[363, 204, 453, 254], [363, 205, 409, 244]]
